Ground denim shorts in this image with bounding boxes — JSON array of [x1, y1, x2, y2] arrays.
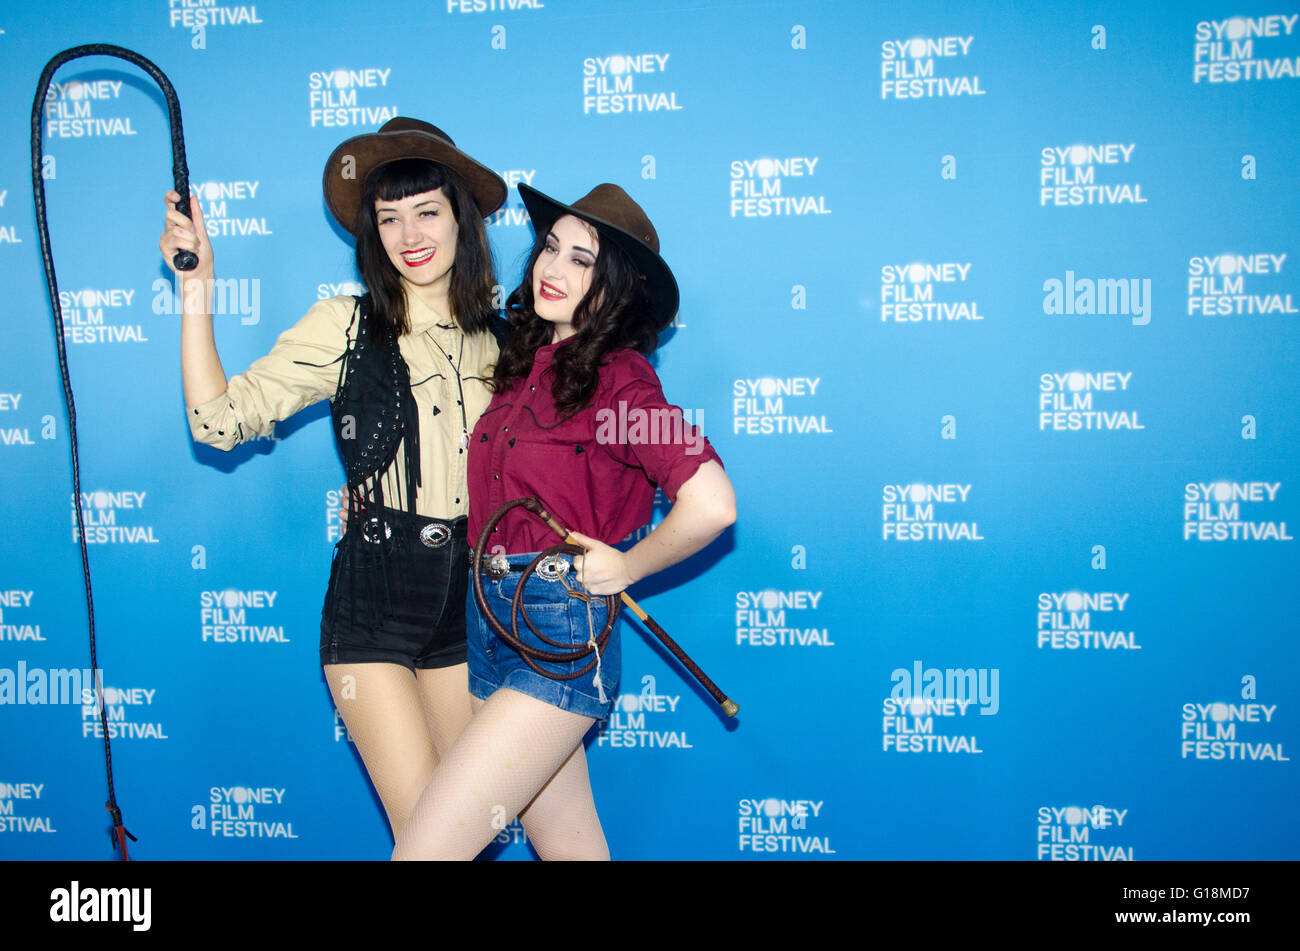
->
[[467, 552, 620, 720], [319, 508, 468, 671]]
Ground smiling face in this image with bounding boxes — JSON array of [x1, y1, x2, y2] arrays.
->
[[374, 188, 459, 293], [532, 214, 599, 342]]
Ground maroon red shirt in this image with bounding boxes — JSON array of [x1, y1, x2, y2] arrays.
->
[[468, 342, 722, 553]]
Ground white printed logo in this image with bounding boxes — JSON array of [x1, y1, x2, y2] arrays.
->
[[1187, 253, 1297, 315], [595, 676, 692, 750], [167, 0, 263, 28], [582, 53, 681, 115], [1036, 805, 1132, 861], [1036, 592, 1139, 650], [738, 797, 834, 855], [1181, 700, 1288, 760], [71, 490, 158, 544], [200, 589, 290, 645], [1183, 481, 1292, 541], [881, 35, 984, 99], [882, 660, 998, 754], [1038, 371, 1142, 432], [0, 781, 56, 834], [1040, 144, 1146, 207], [43, 80, 136, 139], [732, 377, 832, 436], [734, 590, 832, 647], [82, 684, 168, 740], [0, 588, 43, 642], [1193, 15, 1300, 82], [195, 785, 299, 839], [882, 483, 983, 541], [60, 288, 149, 345], [881, 262, 982, 323], [728, 157, 830, 218], [308, 68, 398, 128]]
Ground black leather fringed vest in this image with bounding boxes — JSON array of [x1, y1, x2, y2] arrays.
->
[[323, 295, 424, 626]]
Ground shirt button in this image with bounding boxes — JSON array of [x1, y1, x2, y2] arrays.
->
[[454, 497, 460, 504], [493, 475, 499, 480]]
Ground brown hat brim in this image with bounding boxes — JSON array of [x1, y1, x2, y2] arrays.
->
[[518, 184, 679, 333], [323, 124, 506, 233]]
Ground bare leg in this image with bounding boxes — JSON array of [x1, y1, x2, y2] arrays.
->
[[326, 662, 444, 839], [392, 687, 600, 860]]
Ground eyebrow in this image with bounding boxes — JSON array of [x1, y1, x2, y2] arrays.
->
[[376, 198, 443, 214], [546, 230, 595, 257]]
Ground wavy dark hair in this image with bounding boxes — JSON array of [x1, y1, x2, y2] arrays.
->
[[354, 159, 497, 345], [493, 220, 659, 418]]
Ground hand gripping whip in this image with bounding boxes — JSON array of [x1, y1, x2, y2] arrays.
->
[[31, 44, 201, 859], [473, 497, 739, 717]]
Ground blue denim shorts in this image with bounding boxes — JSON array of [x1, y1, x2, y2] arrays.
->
[[467, 553, 620, 720]]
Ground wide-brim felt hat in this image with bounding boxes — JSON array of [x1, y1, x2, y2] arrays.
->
[[323, 117, 507, 233], [518, 183, 679, 332]]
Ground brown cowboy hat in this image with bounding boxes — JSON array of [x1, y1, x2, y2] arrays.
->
[[322, 117, 506, 233], [518, 183, 679, 332]]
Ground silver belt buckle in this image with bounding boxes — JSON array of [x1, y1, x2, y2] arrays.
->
[[419, 523, 451, 549], [485, 553, 510, 580], [360, 516, 391, 545], [536, 555, 571, 582]]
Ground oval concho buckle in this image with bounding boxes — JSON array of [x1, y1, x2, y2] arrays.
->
[[485, 553, 510, 580], [419, 522, 452, 549], [536, 555, 571, 582], [361, 516, 392, 545]]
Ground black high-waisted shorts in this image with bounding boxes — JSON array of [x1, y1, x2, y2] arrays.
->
[[319, 506, 468, 670]]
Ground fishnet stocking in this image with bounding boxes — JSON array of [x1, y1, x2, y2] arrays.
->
[[393, 687, 609, 860]]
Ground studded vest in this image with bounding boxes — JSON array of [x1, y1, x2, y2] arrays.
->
[[330, 295, 422, 516]]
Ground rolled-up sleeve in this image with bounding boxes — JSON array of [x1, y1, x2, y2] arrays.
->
[[188, 297, 354, 450], [597, 352, 723, 502]]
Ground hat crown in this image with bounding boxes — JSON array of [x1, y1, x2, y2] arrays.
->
[[376, 116, 456, 148], [570, 184, 660, 253]]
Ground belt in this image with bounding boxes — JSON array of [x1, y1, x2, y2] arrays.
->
[[468, 549, 572, 581], [359, 511, 464, 550]]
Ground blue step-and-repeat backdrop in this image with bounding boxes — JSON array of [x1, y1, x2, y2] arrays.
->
[[1, 1, 1297, 861]]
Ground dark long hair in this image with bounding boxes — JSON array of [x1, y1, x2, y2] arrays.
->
[[354, 159, 497, 344], [492, 221, 659, 418]]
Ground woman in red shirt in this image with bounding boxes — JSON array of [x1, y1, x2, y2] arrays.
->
[[394, 183, 736, 860]]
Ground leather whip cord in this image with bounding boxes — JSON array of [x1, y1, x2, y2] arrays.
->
[[473, 497, 739, 717], [31, 44, 200, 860]]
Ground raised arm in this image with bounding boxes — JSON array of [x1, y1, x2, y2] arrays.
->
[[159, 190, 227, 407]]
